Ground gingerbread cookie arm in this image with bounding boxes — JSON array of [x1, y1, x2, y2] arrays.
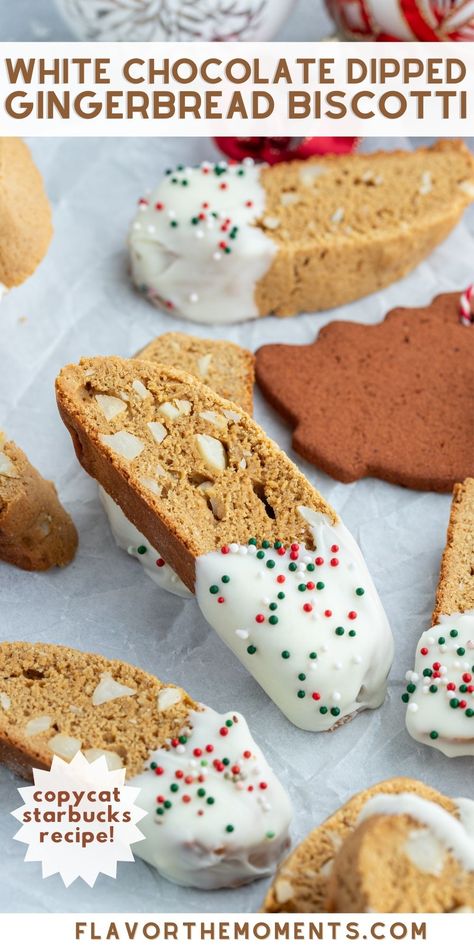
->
[[0, 642, 292, 890], [0, 435, 77, 571], [404, 479, 474, 757]]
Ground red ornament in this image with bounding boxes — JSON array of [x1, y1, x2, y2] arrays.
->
[[215, 136, 358, 165], [325, 0, 474, 41]]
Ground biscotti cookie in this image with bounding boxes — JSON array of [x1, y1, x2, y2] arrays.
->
[[256, 292, 474, 493], [56, 356, 393, 731], [98, 334, 255, 595], [129, 141, 474, 323], [325, 793, 473, 912], [262, 778, 471, 912], [0, 641, 292, 889], [0, 138, 52, 291], [137, 333, 255, 415], [0, 434, 77, 571], [404, 479, 474, 757]]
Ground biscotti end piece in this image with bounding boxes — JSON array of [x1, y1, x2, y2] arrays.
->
[[263, 778, 457, 913], [130, 142, 474, 324], [0, 641, 198, 780], [433, 478, 474, 624], [325, 795, 473, 912], [0, 435, 78, 571], [136, 332, 255, 415], [55, 356, 336, 591], [0, 138, 53, 289]]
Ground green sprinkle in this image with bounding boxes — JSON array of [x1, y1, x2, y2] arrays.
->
[[355, 587, 365, 596], [423, 668, 433, 677], [269, 616, 279, 626], [457, 647, 466, 656], [247, 645, 257, 654], [164, 800, 172, 809], [319, 706, 328, 715], [298, 583, 306, 592], [438, 636, 446, 645], [191, 216, 199, 225], [248, 538, 257, 545], [178, 735, 187, 744], [309, 651, 317, 660], [221, 575, 230, 583], [266, 831, 275, 839], [335, 627, 345, 636], [450, 698, 459, 708], [156, 807, 164, 815], [237, 168, 245, 176], [429, 684, 438, 693], [269, 602, 278, 611], [298, 673, 306, 681], [170, 784, 179, 793], [348, 630, 357, 637], [460, 684, 468, 693], [281, 650, 290, 659], [170, 220, 178, 228], [407, 683, 416, 694], [289, 563, 297, 572], [297, 690, 306, 699], [150, 762, 157, 770], [257, 550, 265, 560], [225, 720, 233, 727], [430, 731, 439, 740], [177, 164, 184, 171], [306, 563, 315, 572], [209, 585, 219, 595], [181, 179, 188, 186], [197, 788, 206, 798], [207, 797, 215, 805], [266, 560, 275, 569], [450, 629, 459, 638], [262, 540, 270, 549], [226, 825, 234, 833], [277, 592, 285, 600], [222, 758, 230, 766], [316, 581, 325, 590], [401, 693, 409, 703], [466, 709, 474, 718], [137, 545, 147, 555], [331, 707, 340, 717]]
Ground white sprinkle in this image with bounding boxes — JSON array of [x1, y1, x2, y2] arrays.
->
[[408, 703, 418, 713], [235, 629, 249, 640], [230, 543, 239, 553], [147, 224, 156, 234], [168, 210, 176, 219], [427, 637, 435, 645], [353, 655, 362, 665], [189, 292, 199, 303], [195, 230, 204, 239], [263, 597, 270, 606], [332, 691, 341, 702], [238, 546, 248, 556], [213, 252, 222, 261], [334, 662, 342, 670]]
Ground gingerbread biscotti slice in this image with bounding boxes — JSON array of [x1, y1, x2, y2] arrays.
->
[[0, 641, 292, 889], [0, 434, 77, 571], [137, 333, 255, 415], [404, 478, 474, 757], [56, 356, 393, 732], [0, 138, 52, 291], [129, 141, 474, 323], [325, 793, 474, 913], [262, 778, 464, 912]]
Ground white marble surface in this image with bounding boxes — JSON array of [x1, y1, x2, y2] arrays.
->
[[0, 133, 472, 914]]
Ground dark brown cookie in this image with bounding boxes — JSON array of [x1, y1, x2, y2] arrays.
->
[[256, 293, 474, 493]]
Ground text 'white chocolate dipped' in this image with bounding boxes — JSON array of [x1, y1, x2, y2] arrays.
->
[[130, 706, 292, 889], [195, 507, 393, 731]]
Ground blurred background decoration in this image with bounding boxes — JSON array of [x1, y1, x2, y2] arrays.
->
[[325, 0, 474, 41]]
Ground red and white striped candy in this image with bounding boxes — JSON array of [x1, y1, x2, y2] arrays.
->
[[326, 0, 474, 41]]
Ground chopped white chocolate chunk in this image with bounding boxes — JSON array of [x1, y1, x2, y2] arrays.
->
[[195, 434, 227, 471], [147, 421, 167, 444], [132, 379, 150, 400], [92, 672, 136, 706], [48, 734, 82, 760], [25, 715, 52, 736], [95, 394, 127, 421], [99, 430, 145, 460]]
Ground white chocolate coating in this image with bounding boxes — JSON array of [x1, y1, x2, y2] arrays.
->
[[130, 706, 292, 889], [195, 507, 393, 731], [358, 793, 474, 873], [129, 160, 276, 325], [99, 487, 192, 598], [405, 611, 474, 757]]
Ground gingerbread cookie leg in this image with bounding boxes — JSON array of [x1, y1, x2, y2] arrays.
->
[[0, 642, 292, 890], [56, 357, 393, 731], [404, 479, 474, 757], [0, 434, 77, 571]]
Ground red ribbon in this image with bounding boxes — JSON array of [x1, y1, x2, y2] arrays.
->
[[214, 137, 358, 165]]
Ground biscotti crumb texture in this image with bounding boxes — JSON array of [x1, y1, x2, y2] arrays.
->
[[262, 778, 456, 913], [136, 332, 255, 415], [433, 478, 474, 624], [0, 435, 78, 571], [326, 805, 473, 912], [256, 141, 474, 316], [0, 641, 198, 780], [55, 356, 336, 591], [0, 138, 53, 289]]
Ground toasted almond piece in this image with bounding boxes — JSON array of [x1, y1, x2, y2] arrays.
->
[[175, 399, 192, 415], [195, 434, 227, 471], [0, 451, 18, 478], [223, 409, 241, 422], [197, 353, 212, 377], [0, 692, 11, 711], [92, 672, 136, 707], [199, 410, 228, 429], [48, 734, 82, 760], [99, 430, 145, 460], [158, 401, 181, 420], [157, 687, 182, 711], [84, 748, 124, 770], [95, 394, 127, 421], [147, 421, 167, 444], [139, 476, 162, 495], [25, 715, 52, 736], [132, 379, 150, 400]]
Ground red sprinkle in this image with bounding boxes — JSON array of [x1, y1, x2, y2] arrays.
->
[[182, 795, 191, 803], [277, 547, 286, 556], [217, 596, 225, 604], [156, 795, 165, 803], [243, 750, 252, 759], [247, 785, 254, 792], [307, 581, 315, 590], [324, 609, 332, 618], [193, 748, 203, 758], [184, 776, 193, 785], [198, 212, 206, 220], [420, 647, 429, 655], [175, 770, 183, 779], [255, 613, 265, 623], [214, 761, 225, 772], [447, 682, 456, 691], [348, 611, 357, 620], [171, 738, 179, 748], [331, 544, 339, 553], [221, 545, 230, 554], [303, 603, 313, 613], [231, 765, 240, 775], [155, 766, 164, 776], [219, 240, 228, 250], [156, 558, 165, 567], [202, 201, 209, 208], [206, 744, 214, 753], [155, 201, 164, 210], [259, 782, 268, 790], [312, 692, 320, 701], [290, 551, 299, 561], [433, 662, 441, 670], [291, 543, 300, 552], [463, 673, 472, 683], [459, 700, 467, 709], [138, 197, 148, 206], [245, 200, 253, 207], [330, 558, 339, 567], [198, 774, 205, 783], [276, 575, 286, 584], [220, 726, 229, 737], [219, 182, 228, 190]]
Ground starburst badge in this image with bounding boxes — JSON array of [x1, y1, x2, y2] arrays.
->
[[12, 753, 147, 887]]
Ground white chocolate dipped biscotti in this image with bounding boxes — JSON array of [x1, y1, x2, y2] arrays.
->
[[263, 779, 473, 913], [404, 478, 474, 756], [0, 641, 292, 889], [129, 141, 474, 324], [56, 356, 393, 732]]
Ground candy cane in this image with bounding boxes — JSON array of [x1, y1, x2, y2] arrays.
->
[[459, 284, 474, 326]]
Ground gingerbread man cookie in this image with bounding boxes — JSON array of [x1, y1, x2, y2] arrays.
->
[[256, 292, 474, 493]]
